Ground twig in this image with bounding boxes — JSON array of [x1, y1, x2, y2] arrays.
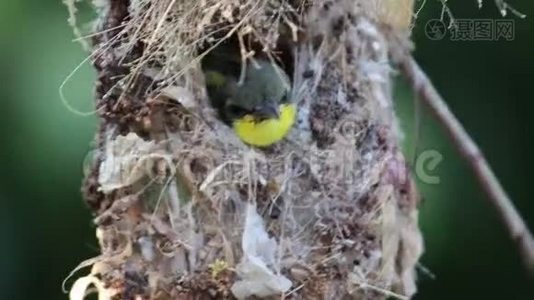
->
[[396, 54, 534, 275], [493, 0, 527, 18]]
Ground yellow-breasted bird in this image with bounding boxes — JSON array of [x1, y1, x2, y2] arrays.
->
[[202, 43, 296, 147]]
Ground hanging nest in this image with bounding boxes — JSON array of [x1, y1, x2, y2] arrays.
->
[[68, 0, 422, 299]]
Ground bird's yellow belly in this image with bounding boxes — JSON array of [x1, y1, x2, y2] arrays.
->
[[233, 104, 296, 146]]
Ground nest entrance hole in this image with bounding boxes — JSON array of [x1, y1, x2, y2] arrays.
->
[[199, 34, 295, 85]]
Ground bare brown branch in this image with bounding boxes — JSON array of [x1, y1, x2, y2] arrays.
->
[[396, 54, 534, 275]]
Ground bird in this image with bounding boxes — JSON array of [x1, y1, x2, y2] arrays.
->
[[201, 43, 296, 147]]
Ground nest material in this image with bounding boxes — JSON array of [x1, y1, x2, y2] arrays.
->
[[72, 0, 423, 299]]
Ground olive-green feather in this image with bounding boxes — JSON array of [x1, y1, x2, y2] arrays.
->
[[201, 42, 291, 124]]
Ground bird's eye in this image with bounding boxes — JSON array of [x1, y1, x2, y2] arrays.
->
[[280, 91, 289, 103], [227, 104, 249, 117]]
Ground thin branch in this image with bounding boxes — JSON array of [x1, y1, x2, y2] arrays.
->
[[396, 54, 534, 275], [493, 0, 527, 18]]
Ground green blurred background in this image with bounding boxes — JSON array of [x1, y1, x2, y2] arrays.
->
[[0, 0, 532, 299]]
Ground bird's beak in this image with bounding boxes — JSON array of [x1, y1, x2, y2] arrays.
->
[[256, 102, 280, 119]]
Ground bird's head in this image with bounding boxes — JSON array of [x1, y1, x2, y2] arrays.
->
[[224, 60, 291, 123]]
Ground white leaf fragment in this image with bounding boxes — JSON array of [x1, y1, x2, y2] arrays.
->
[[98, 132, 172, 193], [231, 204, 292, 299], [69, 274, 118, 300], [160, 85, 196, 109]]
